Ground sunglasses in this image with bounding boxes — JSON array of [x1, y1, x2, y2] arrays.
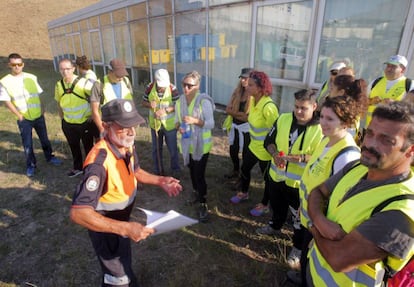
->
[[9, 63, 23, 67], [182, 83, 196, 89], [330, 70, 338, 76]]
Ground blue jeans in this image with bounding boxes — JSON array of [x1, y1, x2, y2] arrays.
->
[[17, 115, 54, 168], [151, 126, 180, 175]]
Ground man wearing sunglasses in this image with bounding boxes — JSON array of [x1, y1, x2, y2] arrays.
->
[[0, 53, 62, 177]]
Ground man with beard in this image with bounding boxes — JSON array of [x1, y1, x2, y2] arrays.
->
[[70, 99, 182, 287], [306, 101, 414, 286]]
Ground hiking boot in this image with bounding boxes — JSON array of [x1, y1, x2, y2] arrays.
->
[[256, 225, 282, 236], [230, 192, 249, 204], [287, 247, 301, 270], [198, 203, 209, 223], [250, 203, 270, 217], [286, 270, 302, 286]]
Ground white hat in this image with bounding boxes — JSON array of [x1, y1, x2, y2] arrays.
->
[[154, 69, 170, 88], [385, 55, 408, 68], [330, 62, 347, 71]]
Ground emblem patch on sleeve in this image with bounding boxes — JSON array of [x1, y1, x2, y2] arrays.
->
[[85, 175, 100, 192]]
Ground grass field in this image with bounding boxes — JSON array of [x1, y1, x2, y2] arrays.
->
[[0, 59, 297, 287]]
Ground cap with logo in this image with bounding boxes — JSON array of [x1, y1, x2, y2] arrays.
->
[[329, 62, 347, 72], [385, 55, 408, 68], [101, 99, 145, 128], [108, 59, 128, 78], [154, 69, 170, 88], [239, 67, 254, 78]]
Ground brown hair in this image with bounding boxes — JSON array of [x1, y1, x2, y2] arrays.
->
[[75, 55, 91, 70]]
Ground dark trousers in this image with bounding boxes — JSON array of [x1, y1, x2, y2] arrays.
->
[[62, 119, 95, 170], [88, 230, 139, 287], [17, 115, 54, 168], [240, 147, 270, 205], [300, 228, 313, 287], [151, 127, 180, 175], [188, 153, 209, 203], [267, 179, 299, 230], [229, 130, 250, 172]]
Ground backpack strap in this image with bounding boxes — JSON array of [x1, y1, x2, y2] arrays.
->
[[60, 77, 87, 101], [371, 76, 383, 90], [371, 194, 414, 216], [331, 146, 360, 176], [405, 78, 412, 92]]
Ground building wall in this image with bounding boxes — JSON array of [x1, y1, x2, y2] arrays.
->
[[47, 0, 414, 111]]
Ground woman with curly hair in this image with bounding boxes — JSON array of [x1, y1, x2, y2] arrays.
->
[[230, 70, 279, 218], [75, 55, 97, 82], [223, 67, 253, 180]]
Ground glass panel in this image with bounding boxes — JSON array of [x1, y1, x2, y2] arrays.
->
[[114, 24, 132, 64], [316, 0, 411, 84], [255, 1, 312, 81], [102, 26, 114, 63], [72, 22, 80, 32], [89, 16, 99, 29], [100, 13, 112, 26], [81, 31, 92, 61], [80, 19, 88, 31], [175, 11, 207, 91], [130, 20, 150, 86], [128, 3, 147, 20], [90, 31, 103, 63], [149, 0, 172, 16], [72, 33, 82, 58], [66, 24, 73, 33], [150, 16, 174, 72], [175, 0, 206, 12], [113, 8, 127, 23], [209, 5, 252, 105]]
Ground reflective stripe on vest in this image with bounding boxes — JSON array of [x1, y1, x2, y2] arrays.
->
[[84, 140, 138, 212], [309, 165, 414, 286], [299, 134, 359, 227], [102, 75, 133, 104], [248, 96, 279, 161], [269, 113, 323, 188], [148, 84, 175, 131], [366, 77, 406, 126], [0, 73, 42, 120]]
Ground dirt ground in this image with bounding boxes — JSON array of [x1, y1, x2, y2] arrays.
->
[[0, 0, 99, 60]]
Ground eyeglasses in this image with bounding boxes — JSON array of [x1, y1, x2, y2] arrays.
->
[[330, 70, 338, 76], [182, 83, 196, 89], [9, 63, 23, 67]]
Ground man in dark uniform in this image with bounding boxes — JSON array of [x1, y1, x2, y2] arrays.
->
[[70, 99, 182, 287]]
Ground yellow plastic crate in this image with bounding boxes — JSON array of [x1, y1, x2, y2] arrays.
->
[[159, 49, 170, 63], [151, 50, 160, 64], [200, 47, 215, 61], [229, 44, 238, 58], [219, 33, 226, 47], [220, 46, 230, 58]]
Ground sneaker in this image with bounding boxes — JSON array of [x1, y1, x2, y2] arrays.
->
[[48, 156, 62, 166], [26, 166, 35, 177], [67, 169, 83, 178], [230, 192, 249, 204], [256, 225, 282, 236], [198, 203, 209, 223], [250, 203, 270, 217], [287, 247, 302, 270], [286, 270, 302, 286]]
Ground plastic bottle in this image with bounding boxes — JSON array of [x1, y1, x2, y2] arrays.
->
[[181, 122, 191, 139]]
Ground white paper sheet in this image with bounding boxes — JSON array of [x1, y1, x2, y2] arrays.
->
[[138, 208, 198, 236]]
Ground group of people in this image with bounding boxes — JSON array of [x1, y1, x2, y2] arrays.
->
[[2, 50, 414, 286], [223, 56, 414, 287]]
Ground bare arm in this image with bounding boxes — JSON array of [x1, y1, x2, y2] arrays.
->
[[91, 101, 103, 133], [308, 183, 346, 240], [70, 206, 154, 242], [4, 101, 24, 121], [134, 168, 182, 197], [311, 226, 387, 272]]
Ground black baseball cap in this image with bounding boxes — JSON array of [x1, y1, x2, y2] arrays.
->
[[101, 99, 145, 128]]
